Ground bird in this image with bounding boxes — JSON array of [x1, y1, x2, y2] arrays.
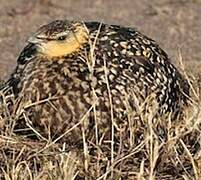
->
[[0, 20, 189, 143]]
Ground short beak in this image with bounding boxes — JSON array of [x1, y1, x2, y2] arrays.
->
[[27, 36, 43, 44]]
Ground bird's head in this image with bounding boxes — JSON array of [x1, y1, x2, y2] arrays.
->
[[27, 20, 88, 58]]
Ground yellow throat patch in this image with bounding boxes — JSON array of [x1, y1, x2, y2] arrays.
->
[[41, 26, 88, 58]]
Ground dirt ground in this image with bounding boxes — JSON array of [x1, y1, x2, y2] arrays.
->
[[0, 0, 201, 80]]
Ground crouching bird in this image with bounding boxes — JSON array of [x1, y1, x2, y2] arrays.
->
[[0, 20, 189, 144]]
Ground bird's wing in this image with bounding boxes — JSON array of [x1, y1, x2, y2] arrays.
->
[[17, 43, 38, 65], [0, 43, 37, 94]]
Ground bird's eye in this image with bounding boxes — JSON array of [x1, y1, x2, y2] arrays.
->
[[57, 36, 67, 41]]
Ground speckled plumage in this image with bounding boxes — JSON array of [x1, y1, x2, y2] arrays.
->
[[1, 20, 189, 142]]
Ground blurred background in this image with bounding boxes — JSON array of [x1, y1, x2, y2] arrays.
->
[[0, 0, 200, 80]]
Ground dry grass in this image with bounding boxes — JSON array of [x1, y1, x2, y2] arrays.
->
[[1, 76, 201, 180]]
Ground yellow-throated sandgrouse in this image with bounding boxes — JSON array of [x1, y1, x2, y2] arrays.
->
[[0, 20, 189, 142]]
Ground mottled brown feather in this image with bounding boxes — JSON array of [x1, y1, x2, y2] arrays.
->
[[1, 20, 189, 143]]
